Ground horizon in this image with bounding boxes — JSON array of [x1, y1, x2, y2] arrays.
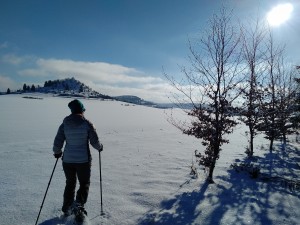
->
[[1, 0, 299, 103]]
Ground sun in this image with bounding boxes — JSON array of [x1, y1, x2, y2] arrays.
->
[[267, 3, 294, 26]]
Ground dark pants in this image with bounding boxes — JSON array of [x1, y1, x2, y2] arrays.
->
[[62, 162, 91, 212]]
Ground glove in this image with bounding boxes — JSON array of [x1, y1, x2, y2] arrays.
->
[[54, 152, 62, 158], [99, 144, 103, 152]]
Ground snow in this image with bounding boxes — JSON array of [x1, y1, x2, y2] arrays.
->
[[0, 94, 299, 225]]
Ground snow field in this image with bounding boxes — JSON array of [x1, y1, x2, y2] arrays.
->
[[0, 94, 299, 225]]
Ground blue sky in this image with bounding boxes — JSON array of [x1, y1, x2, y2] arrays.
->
[[0, 0, 299, 102]]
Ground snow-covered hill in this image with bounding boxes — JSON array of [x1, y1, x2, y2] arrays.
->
[[22, 77, 160, 107], [0, 94, 299, 225], [38, 77, 112, 100]]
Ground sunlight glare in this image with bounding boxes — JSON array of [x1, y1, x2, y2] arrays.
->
[[267, 3, 293, 26]]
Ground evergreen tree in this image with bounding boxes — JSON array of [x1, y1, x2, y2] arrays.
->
[[6, 88, 11, 94], [31, 84, 36, 92], [23, 83, 28, 92]]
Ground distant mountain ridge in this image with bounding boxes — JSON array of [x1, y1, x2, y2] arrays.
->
[[114, 95, 154, 106]]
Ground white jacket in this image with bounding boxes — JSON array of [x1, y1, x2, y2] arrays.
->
[[53, 114, 102, 163]]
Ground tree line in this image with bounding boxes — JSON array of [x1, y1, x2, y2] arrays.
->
[[166, 7, 300, 183], [5, 78, 84, 94], [6, 84, 39, 94]]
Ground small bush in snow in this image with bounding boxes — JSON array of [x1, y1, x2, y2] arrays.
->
[[230, 162, 261, 179]]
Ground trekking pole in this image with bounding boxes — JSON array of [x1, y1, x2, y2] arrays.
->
[[35, 158, 59, 225], [99, 150, 105, 216]]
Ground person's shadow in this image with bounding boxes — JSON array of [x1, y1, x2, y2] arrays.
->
[[38, 216, 62, 225], [39, 214, 76, 225], [39, 214, 96, 225]]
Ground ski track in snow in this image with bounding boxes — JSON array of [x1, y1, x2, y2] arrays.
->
[[0, 94, 299, 225]]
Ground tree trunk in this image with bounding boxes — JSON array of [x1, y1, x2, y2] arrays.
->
[[207, 163, 215, 184], [282, 133, 287, 145], [249, 129, 254, 157], [269, 138, 274, 153], [207, 145, 219, 184]]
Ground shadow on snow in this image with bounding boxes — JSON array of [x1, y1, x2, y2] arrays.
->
[[137, 182, 209, 225], [137, 142, 299, 225], [38, 216, 62, 225]]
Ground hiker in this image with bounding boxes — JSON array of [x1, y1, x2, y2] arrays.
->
[[53, 99, 103, 216]]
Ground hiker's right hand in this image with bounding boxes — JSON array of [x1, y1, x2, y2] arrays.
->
[[54, 152, 62, 158]]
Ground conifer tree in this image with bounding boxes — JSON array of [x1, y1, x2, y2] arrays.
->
[[31, 84, 36, 92], [23, 83, 27, 92]]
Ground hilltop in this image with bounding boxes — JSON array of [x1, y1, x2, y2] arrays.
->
[[38, 77, 112, 99]]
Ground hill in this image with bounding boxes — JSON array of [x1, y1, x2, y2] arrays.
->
[[114, 95, 154, 106], [3, 77, 193, 108], [8, 77, 160, 107], [39, 77, 112, 100]]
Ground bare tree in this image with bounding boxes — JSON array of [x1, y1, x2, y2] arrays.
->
[[239, 18, 266, 157], [275, 58, 297, 144], [166, 7, 243, 183], [258, 30, 285, 152], [292, 69, 300, 128]]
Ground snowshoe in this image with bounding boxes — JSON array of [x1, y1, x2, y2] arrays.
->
[[62, 206, 72, 218], [72, 204, 87, 223]]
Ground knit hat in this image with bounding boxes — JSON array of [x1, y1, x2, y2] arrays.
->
[[68, 99, 85, 114]]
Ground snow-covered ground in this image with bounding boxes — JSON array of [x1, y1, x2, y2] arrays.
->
[[0, 94, 299, 225]]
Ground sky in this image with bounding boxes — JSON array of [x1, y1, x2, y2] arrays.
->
[[0, 0, 299, 103]]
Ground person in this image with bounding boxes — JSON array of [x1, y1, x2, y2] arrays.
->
[[53, 99, 103, 217]]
